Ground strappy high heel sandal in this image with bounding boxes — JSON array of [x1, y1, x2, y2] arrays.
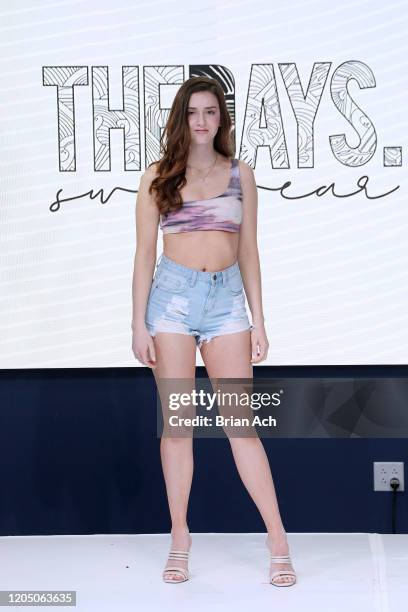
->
[[267, 528, 297, 587], [269, 552, 297, 587], [162, 550, 190, 583]]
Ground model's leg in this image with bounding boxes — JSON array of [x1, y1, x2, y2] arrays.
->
[[152, 331, 197, 582], [200, 330, 296, 585]]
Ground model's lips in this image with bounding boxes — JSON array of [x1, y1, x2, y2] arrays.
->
[[195, 129, 208, 132]]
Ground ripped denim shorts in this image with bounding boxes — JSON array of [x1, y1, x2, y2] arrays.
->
[[145, 253, 254, 349]]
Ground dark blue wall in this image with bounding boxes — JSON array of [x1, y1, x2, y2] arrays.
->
[[0, 366, 407, 536]]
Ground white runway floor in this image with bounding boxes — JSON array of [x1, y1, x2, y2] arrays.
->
[[1, 532, 407, 611]]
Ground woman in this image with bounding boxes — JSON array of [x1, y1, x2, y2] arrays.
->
[[131, 76, 296, 587]]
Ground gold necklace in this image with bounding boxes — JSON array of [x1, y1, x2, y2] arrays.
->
[[186, 153, 218, 183]]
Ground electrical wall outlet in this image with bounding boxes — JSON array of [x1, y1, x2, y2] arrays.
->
[[373, 462, 405, 491]]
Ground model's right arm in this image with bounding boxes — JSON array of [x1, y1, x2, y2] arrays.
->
[[131, 165, 160, 332]]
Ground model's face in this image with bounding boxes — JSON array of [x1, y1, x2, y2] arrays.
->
[[187, 91, 221, 142]]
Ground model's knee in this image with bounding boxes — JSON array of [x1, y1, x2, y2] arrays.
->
[[161, 435, 193, 446], [228, 435, 261, 448]]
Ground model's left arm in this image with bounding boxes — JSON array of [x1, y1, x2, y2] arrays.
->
[[237, 160, 269, 364]]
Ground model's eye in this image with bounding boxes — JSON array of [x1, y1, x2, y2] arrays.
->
[[187, 110, 216, 115]]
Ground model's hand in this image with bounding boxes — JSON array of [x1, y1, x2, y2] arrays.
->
[[250, 323, 269, 364], [132, 324, 157, 369]]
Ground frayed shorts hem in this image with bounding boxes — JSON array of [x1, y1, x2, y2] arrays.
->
[[145, 322, 255, 349]]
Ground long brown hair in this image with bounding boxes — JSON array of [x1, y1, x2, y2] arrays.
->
[[147, 76, 234, 218]]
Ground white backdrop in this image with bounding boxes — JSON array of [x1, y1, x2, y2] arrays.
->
[[1, 0, 407, 368]]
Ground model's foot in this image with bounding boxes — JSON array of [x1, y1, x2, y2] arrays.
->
[[163, 528, 192, 583], [266, 530, 296, 586]]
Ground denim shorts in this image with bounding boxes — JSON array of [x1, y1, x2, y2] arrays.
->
[[145, 253, 254, 349]]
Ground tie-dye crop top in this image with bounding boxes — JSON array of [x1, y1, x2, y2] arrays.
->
[[159, 158, 242, 234]]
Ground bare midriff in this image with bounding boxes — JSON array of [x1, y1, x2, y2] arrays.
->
[[163, 230, 239, 272]]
